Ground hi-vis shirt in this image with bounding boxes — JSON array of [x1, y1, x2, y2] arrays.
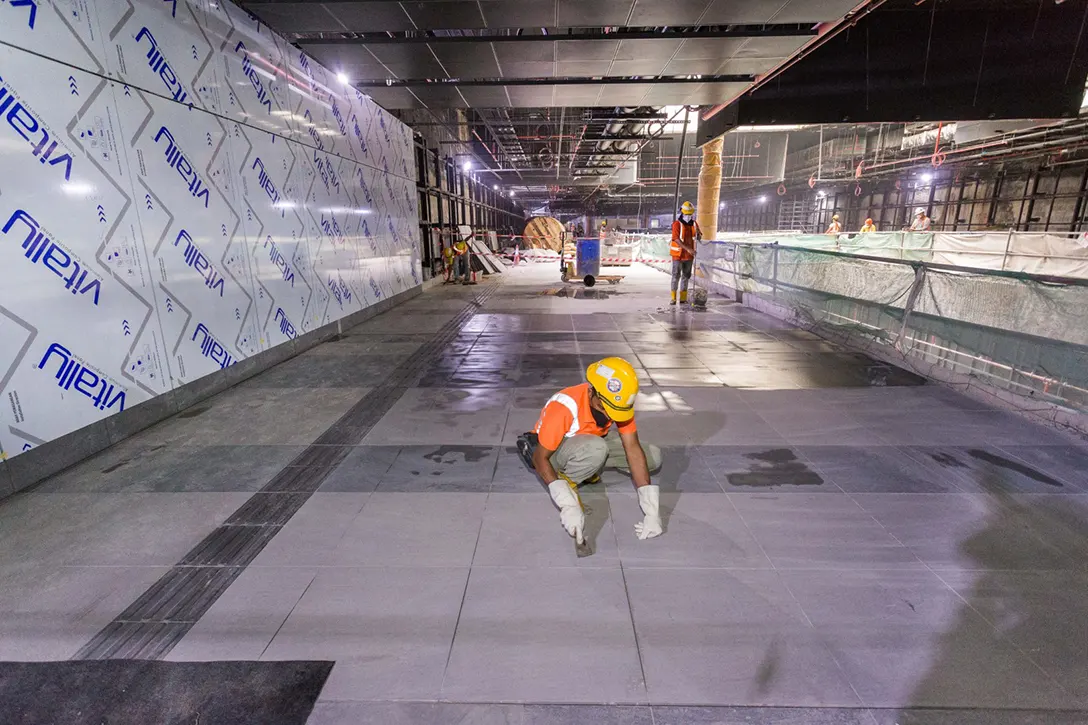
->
[[534, 382, 637, 450]]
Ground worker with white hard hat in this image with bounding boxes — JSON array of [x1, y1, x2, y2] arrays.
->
[[670, 201, 701, 305], [516, 357, 664, 546], [908, 207, 931, 232], [826, 214, 842, 235]]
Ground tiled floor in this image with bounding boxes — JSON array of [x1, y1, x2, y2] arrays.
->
[[2, 264, 1088, 724]]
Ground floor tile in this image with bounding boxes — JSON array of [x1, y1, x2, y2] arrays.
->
[[991, 445, 1088, 491], [168, 566, 317, 661], [362, 389, 512, 445], [652, 707, 877, 724], [609, 492, 772, 569], [263, 567, 468, 700], [377, 445, 497, 492], [796, 446, 964, 493], [903, 446, 1078, 494], [625, 569, 861, 706], [473, 492, 619, 567], [700, 446, 831, 492], [307, 702, 654, 725], [441, 567, 645, 703], [330, 493, 485, 567], [851, 493, 1074, 571], [730, 493, 925, 569], [781, 569, 1072, 709], [601, 445, 723, 493], [250, 493, 370, 566], [317, 447, 401, 492]]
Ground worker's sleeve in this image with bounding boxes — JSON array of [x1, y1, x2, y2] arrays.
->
[[534, 401, 574, 451], [671, 221, 681, 241], [616, 417, 638, 435]]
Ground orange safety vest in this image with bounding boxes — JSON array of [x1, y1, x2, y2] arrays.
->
[[534, 383, 637, 451], [670, 219, 699, 261]]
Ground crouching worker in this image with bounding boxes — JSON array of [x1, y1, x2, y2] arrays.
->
[[516, 357, 664, 544]]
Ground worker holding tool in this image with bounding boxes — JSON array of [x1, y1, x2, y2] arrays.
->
[[907, 207, 931, 232], [516, 357, 663, 546], [860, 218, 877, 233], [825, 214, 843, 235], [670, 201, 701, 305]]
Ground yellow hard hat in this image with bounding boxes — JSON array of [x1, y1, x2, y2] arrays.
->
[[832, 214, 840, 220], [586, 357, 639, 422], [680, 201, 695, 215]]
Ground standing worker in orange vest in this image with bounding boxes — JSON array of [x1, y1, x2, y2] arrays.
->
[[452, 236, 470, 284], [670, 201, 701, 306]]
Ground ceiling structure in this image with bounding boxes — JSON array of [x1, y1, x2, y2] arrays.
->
[[242, 0, 1088, 217]]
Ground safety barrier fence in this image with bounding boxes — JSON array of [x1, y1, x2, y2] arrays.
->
[[694, 239, 1088, 432]]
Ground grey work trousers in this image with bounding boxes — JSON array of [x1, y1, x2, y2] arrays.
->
[[670, 259, 693, 293], [453, 254, 470, 281], [551, 430, 662, 483]]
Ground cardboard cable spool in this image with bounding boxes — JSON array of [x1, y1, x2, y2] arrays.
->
[[522, 216, 565, 252]]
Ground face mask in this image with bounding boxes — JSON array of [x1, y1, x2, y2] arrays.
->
[[590, 404, 611, 428], [681, 214, 693, 223]]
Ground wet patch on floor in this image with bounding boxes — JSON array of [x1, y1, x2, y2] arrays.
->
[[929, 451, 969, 469], [540, 287, 622, 299], [726, 449, 824, 488], [968, 449, 1063, 487]]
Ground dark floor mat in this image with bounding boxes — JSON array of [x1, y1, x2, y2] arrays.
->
[[0, 659, 333, 725]]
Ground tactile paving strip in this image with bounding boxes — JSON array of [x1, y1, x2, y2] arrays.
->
[[74, 283, 499, 661]]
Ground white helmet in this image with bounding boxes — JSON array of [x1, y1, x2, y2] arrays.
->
[[915, 207, 926, 216]]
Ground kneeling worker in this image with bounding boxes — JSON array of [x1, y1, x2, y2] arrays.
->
[[517, 357, 663, 544]]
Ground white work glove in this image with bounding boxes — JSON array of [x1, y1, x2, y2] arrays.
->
[[548, 480, 585, 544], [634, 484, 663, 540]]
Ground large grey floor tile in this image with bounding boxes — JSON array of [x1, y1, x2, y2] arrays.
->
[[991, 445, 1088, 491], [168, 566, 318, 661], [474, 492, 618, 567], [330, 492, 485, 566], [869, 708, 1088, 724], [600, 446, 723, 493], [251, 493, 370, 566], [936, 569, 1088, 705], [781, 569, 1073, 709], [362, 389, 512, 445], [307, 702, 654, 725], [36, 444, 307, 493], [610, 492, 772, 569], [756, 409, 891, 446], [797, 446, 964, 494], [316, 446, 401, 492], [1005, 493, 1088, 565], [441, 567, 645, 703], [851, 493, 1074, 571], [730, 493, 924, 570], [904, 446, 1076, 495], [377, 445, 497, 492], [0, 493, 250, 567], [0, 565, 168, 660], [244, 352, 396, 388], [625, 569, 861, 706], [491, 447, 545, 492], [263, 566, 468, 700], [700, 447, 830, 493], [652, 706, 878, 724], [133, 387, 370, 446]]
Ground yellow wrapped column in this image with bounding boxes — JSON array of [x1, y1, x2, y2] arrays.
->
[[696, 137, 723, 241]]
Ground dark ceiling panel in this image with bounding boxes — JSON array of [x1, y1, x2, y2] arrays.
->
[[508, 85, 557, 106], [557, 84, 606, 106], [301, 45, 387, 76], [321, 3, 414, 32], [556, 0, 636, 26], [362, 87, 423, 109], [772, 0, 861, 23], [368, 45, 448, 77], [598, 84, 656, 106], [664, 57, 734, 76], [614, 38, 685, 61], [557, 60, 614, 77], [480, 0, 557, 28], [443, 58, 502, 78], [493, 41, 554, 64], [700, 0, 787, 25], [249, 4, 342, 32], [401, 1, 485, 29], [683, 81, 749, 104], [502, 61, 556, 78], [609, 59, 673, 76], [556, 39, 620, 62], [641, 83, 704, 105], [736, 36, 809, 57], [672, 38, 749, 60], [430, 42, 499, 69], [410, 85, 469, 108], [628, 0, 713, 25], [457, 86, 511, 107]]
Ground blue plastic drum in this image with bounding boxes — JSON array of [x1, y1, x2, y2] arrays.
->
[[575, 238, 601, 285]]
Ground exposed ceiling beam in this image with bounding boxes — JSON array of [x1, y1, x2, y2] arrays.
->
[[287, 24, 818, 44], [354, 75, 752, 87]]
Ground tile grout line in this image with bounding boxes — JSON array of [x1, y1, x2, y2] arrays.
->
[[72, 282, 501, 661], [256, 571, 318, 661]]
